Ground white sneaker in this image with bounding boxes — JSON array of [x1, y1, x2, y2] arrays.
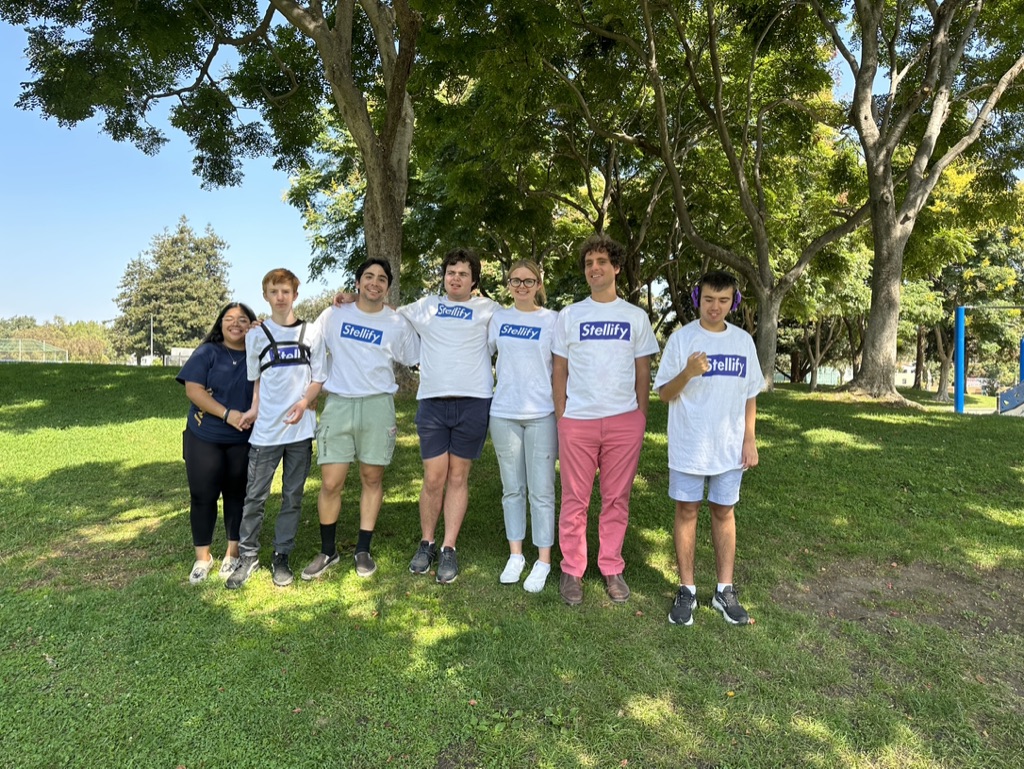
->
[[499, 555, 526, 584], [219, 556, 242, 577], [189, 558, 215, 585], [523, 561, 551, 593]]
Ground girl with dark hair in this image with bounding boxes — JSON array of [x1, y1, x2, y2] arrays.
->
[[176, 302, 258, 584]]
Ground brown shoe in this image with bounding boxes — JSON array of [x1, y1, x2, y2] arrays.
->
[[559, 572, 583, 606], [604, 573, 630, 603]]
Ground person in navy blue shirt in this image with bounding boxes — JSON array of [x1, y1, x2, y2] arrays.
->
[[176, 302, 257, 584]]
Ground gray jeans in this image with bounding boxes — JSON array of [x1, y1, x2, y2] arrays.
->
[[238, 439, 312, 558], [488, 414, 557, 548]]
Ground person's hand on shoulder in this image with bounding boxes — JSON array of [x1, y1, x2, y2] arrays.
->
[[333, 292, 357, 307]]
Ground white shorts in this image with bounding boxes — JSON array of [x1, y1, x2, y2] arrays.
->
[[668, 468, 744, 506]]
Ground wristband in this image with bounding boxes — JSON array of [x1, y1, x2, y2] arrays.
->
[[223, 408, 231, 422]]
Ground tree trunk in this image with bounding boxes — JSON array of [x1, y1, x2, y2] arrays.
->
[[913, 325, 925, 389], [362, 156, 409, 305], [754, 294, 782, 391], [848, 174, 913, 402], [932, 326, 952, 402]]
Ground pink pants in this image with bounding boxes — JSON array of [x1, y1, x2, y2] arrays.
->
[[557, 410, 646, 578]]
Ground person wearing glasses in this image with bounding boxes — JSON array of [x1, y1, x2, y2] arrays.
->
[[176, 302, 258, 584], [487, 260, 558, 592]]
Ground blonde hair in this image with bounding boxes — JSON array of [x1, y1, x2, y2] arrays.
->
[[508, 259, 546, 305]]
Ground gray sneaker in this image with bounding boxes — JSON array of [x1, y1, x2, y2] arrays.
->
[[409, 540, 436, 574], [225, 555, 260, 589], [271, 552, 294, 587], [354, 551, 377, 578], [436, 546, 459, 584], [668, 586, 697, 626], [301, 551, 341, 581], [711, 586, 750, 625]]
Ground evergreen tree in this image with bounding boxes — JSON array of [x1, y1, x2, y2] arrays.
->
[[112, 218, 230, 363]]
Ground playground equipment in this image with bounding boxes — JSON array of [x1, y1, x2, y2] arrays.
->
[[954, 305, 1024, 414]]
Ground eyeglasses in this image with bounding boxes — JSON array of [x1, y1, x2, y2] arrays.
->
[[508, 277, 539, 288]]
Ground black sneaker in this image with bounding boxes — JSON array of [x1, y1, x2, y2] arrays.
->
[[711, 586, 750, 625], [271, 552, 294, 587], [435, 546, 459, 584], [354, 550, 377, 578], [225, 555, 260, 590], [409, 540, 436, 574], [668, 586, 697, 626], [301, 551, 341, 581]]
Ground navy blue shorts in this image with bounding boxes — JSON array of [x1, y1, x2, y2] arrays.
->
[[415, 397, 491, 461]]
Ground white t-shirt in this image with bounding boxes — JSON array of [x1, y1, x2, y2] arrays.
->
[[246, 318, 327, 446], [552, 297, 660, 419], [399, 295, 499, 399], [488, 306, 557, 420], [653, 320, 765, 475], [316, 303, 420, 397]]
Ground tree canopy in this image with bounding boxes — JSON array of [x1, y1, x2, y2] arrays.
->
[[6, 0, 1024, 394]]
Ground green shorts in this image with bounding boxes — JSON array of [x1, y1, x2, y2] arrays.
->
[[316, 392, 398, 466]]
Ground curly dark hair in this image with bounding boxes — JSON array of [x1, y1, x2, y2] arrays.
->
[[441, 247, 481, 290], [578, 233, 625, 271]]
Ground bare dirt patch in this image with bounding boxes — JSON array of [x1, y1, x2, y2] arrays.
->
[[773, 559, 1023, 637], [774, 559, 1024, 704]]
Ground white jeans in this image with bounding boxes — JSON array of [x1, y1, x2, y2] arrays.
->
[[488, 414, 557, 547]]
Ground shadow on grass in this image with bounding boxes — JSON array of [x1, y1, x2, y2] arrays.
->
[[0, 363, 183, 432], [4, 380, 1024, 766]]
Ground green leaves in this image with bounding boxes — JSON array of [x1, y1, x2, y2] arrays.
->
[[112, 217, 230, 361]]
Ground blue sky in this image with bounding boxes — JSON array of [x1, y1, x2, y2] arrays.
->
[[1, 24, 333, 324]]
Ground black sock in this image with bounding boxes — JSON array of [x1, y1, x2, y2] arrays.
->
[[321, 523, 338, 557], [355, 529, 374, 554]]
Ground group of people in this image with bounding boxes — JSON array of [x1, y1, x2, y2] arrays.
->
[[177, 234, 764, 626]]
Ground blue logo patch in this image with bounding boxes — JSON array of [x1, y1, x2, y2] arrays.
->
[[436, 303, 474, 320], [341, 322, 383, 346], [499, 323, 541, 341], [268, 344, 304, 363], [702, 354, 746, 377], [579, 321, 631, 341]]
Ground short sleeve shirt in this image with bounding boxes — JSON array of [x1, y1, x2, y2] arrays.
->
[[316, 303, 420, 396], [552, 297, 660, 419], [488, 306, 557, 420], [399, 295, 499, 399], [245, 318, 328, 446], [176, 343, 254, 445], [653, 320, 764, 474]]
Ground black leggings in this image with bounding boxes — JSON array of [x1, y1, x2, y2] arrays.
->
[[183, 429, 250, 547]]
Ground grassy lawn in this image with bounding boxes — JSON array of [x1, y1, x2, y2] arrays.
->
[[1, 364, 1022, 768]]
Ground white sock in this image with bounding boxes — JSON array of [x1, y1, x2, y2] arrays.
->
[[717, 582, 732, 594], [684, 584, 696, 597]]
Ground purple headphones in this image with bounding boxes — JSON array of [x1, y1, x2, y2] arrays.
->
[[691, 281, 741, 312]]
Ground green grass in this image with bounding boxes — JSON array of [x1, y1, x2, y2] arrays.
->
[[1, 364, 1022, 768]]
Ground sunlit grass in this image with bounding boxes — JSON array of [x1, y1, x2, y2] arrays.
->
[[2, 366, 1023, 767]]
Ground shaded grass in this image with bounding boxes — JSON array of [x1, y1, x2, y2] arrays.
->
[[1, 364, 1022, 768]]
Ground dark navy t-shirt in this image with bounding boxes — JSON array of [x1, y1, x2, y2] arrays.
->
[[176, 343, 255, 445]]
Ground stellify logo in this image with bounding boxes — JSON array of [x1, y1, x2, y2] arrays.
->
[[702, 354, 746, 378], [341, 322, 383, 346], [580, 321, 631, 341], [499, 323, 541, 341], [436, 303, 474, 320], [269, 345, 304, 362]]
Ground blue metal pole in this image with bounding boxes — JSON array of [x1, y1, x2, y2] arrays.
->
[[955, 306, 965, 414]]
